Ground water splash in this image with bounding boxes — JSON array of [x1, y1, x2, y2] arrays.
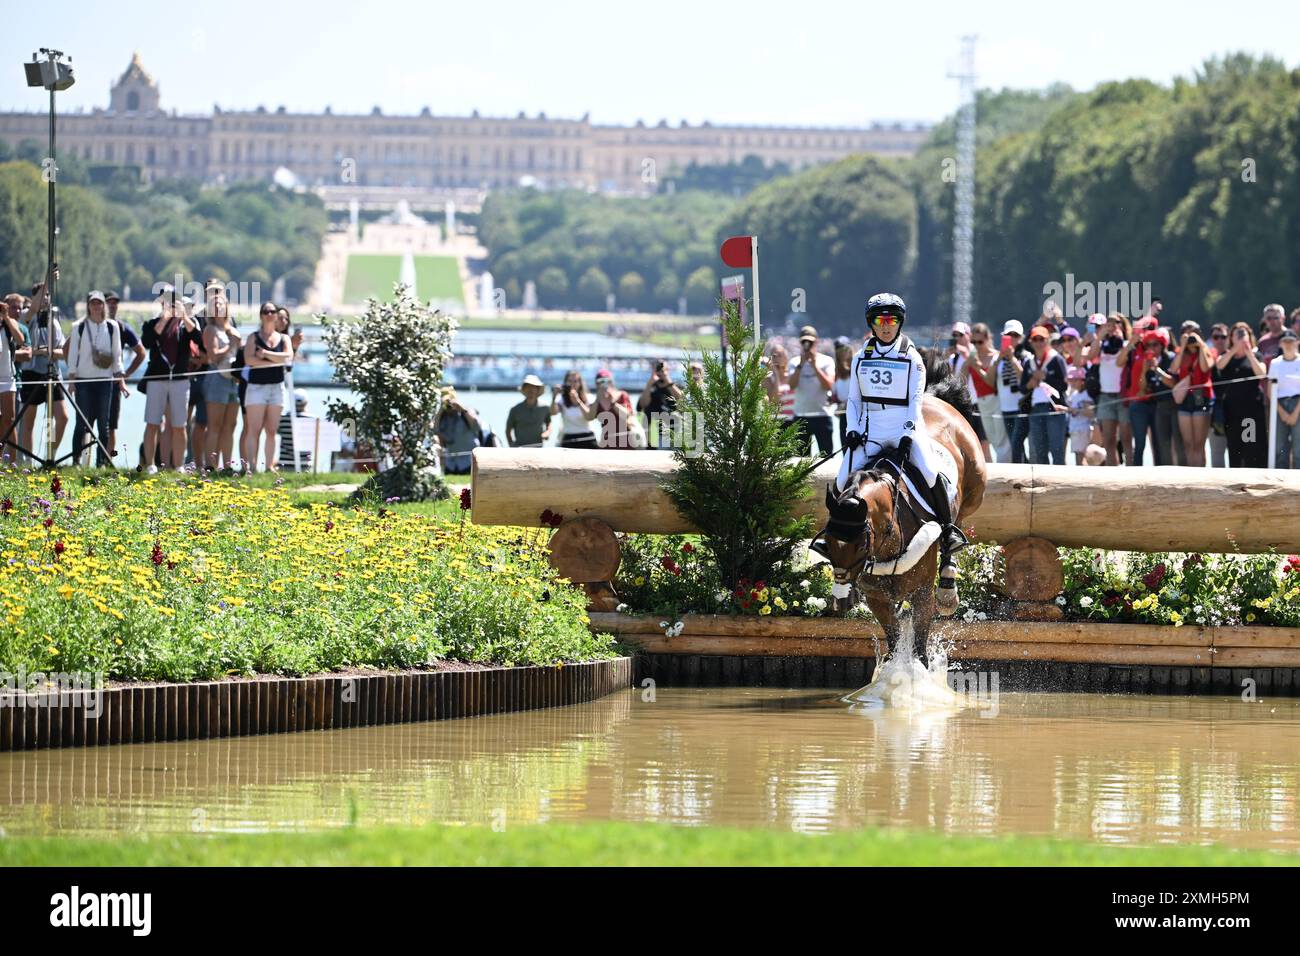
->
[[842, 615, 966, 712]]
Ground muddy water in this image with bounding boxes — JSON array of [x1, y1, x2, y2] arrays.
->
[[1, 688, 1298, 850]]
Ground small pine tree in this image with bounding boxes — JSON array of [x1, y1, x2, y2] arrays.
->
[[663, 302, 820, 591]]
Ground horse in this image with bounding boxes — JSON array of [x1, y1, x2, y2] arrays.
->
[[812, 349, 987, 666]]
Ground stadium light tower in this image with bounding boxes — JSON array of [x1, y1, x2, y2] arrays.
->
[[947, 35, 977, 331]]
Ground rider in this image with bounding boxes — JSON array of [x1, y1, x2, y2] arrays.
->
[[837, 292, 966, 588]]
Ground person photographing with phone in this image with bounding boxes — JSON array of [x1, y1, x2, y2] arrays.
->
[[788, 325, 836, 455], [637, 359, 681, 449], [1215, 322, 1268, 467], [551, 369, 598, 449]]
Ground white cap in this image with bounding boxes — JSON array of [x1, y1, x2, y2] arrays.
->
[[1002, 319, 1024, 337], [951, 321, 971, 336]]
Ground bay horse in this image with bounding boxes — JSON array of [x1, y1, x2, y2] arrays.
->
[[812, 350, 987, 666]]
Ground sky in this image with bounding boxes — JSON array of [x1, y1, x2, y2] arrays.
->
[[1, 0, 1296, 127]]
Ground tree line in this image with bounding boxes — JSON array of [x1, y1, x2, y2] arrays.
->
[[482, 54, 1300, 339], [0, 143, 328, 310]]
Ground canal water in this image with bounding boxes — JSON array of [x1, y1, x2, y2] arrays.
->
[[1, 688, 1297, 849]]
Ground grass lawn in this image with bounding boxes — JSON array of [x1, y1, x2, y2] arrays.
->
[[341, 254, 401, 303], [0, 821, 1291, 867], [414, 255, 464, 304]]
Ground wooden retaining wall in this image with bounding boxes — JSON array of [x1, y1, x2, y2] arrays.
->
[[592, 613, 1300, 695], [0, 658, 632, 752], [634, 652, 1300, 695]]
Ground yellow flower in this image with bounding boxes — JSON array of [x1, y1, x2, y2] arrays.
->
[[759, 605, 771, 616], [47, 646, 59, 656], [1246, 612, 1256, 622]]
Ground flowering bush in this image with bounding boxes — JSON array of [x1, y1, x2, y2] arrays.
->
[[321, 284, 457, 503], [615, 534, 834, 619], [0, 471, 615, 682]]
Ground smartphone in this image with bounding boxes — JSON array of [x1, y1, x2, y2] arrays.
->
[[1001, 335, 1014, 351]]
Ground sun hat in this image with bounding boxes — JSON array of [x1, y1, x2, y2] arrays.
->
[[798, 325, 818, 342], [1060, 327, 1081, 340], [1002, 319, 1024, 337], [521, 374, 544, 388]]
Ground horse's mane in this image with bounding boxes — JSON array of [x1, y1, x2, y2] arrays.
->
[[919, 346, 978, 427]]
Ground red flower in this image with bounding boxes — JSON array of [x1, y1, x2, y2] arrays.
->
[[459, 488, 472, 511], [0, 498, 11, 515], [50, 475, 61, 496], [540, 508, 554, 525], [1183, 553, 1205, 571], [1142, 563, 1167, 591], [53, 540, 65, 556], [754, 580, 766, 592], [1285, 555, 1300, 575], [324, 520, 335, 533], [43, 517, 53, 529], [150, 542, 164, 567], [166, 560, 177, 570], [682, 542, 694, 554]]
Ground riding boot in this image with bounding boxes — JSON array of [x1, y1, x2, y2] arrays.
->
[[929, 473, 969, 557]]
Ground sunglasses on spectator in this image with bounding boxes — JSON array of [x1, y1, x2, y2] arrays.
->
[[1211, 333, 1227, 339], [971, 338, 987, 344]]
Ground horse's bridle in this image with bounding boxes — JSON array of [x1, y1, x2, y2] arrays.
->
[[811, 458, 926, 582]]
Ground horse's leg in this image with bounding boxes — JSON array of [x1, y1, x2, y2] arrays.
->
[[910, 580, 937, 670], [863, 592, 898, 666]]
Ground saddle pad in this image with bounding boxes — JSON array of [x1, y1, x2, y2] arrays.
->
[[900, 438, 958, 520]]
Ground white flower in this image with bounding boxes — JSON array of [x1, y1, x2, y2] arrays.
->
[[658, 620, 670, 631], [800, 579, 811, 590], [1079, 595, 1094, 608], [976, 611, 987, 621], [805, 596, 827, 612], [667, 621, 685, 638], [1055, 596, 1067, 606], [616, 603, 629, 613], [715, 590, 731, 604]]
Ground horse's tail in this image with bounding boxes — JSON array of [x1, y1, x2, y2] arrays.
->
[[920, 346, 978, 427]]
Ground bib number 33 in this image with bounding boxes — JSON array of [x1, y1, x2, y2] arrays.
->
[[857, 358, 910, 404]]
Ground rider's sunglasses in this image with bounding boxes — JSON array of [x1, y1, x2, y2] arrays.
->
[[872, 314, 900, 326]]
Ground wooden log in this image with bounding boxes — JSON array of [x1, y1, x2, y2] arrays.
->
[[471, 448, 1300, 553], [589, 613, 1219, 647], [548, 516, 621, 583], [1010, 601, 1065, 621], [1001, 536, 1063, 601]]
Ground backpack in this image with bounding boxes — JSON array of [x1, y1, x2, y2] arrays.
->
[[1084, 361, 1101, 402]]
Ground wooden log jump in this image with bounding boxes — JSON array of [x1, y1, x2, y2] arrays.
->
[[471, 448, 1300, 554]]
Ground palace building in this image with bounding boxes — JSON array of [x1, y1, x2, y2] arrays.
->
[[0, 54, 931, 194]]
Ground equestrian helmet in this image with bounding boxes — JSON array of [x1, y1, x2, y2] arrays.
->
[[865, 292, 907, 326]]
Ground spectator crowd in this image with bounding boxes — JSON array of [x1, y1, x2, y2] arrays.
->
[[0, 275, 315, 473], [4, 274, 1298, 475]]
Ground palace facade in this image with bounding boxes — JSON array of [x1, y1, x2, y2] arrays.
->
[[0, 54, 931, 194]]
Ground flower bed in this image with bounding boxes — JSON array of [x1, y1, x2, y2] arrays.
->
[[0, 471, 616, 683], [956, 546, 1300, 629], [615, 533, 836, 619], [612, 535, 1300, 629]]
